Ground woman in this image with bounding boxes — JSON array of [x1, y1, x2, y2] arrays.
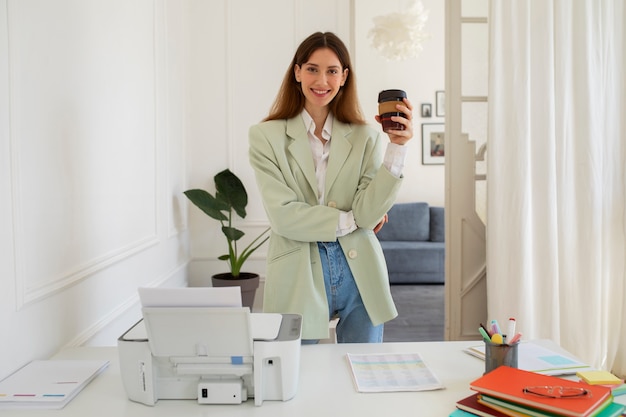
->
[[248, 32, 413, 343]]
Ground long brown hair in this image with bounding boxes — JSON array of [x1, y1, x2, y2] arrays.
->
[[263, 32, 366, 124]]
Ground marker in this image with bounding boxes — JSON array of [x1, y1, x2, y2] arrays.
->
[[507, 318, 516, 341], [490, 320, 501, 335], [509, 332, 522, 344], [491, 333, 504, 345], [480, 323, 492, 337], [478, 326, 491, 342]]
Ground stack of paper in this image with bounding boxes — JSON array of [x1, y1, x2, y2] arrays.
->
[[0, 360, 109, 409], [464, 341, 593, 375]]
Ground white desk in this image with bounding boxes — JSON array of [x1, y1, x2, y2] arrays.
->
[[7, 340, 620, 417]]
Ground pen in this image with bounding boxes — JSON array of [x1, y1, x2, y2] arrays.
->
[[507, 317, 516, 341], [480, 323, 492, 337]]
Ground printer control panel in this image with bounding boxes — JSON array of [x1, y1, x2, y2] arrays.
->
[[277, 314, 302, 341]]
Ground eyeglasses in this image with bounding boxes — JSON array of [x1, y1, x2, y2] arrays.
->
[[523, 386, 590, 399]]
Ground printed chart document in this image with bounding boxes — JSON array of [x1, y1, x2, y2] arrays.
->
[[346, 352, 444, 392], [0, 359, 109, 409]]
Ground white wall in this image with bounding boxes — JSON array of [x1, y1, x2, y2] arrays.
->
[[355, 0, 446, 205], [0, 0, 189, 380], [0, 0, 444, 381]]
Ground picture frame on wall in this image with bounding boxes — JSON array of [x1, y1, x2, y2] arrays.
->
[[421, 103, 432, 118], [422, 123, 445, 165], [435, 90, 445, 117]]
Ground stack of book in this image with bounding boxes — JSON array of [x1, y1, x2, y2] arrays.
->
[[452, 366, 625, 417]]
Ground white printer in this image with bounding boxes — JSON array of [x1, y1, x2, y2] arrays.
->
[[117, 287, 302, 406]]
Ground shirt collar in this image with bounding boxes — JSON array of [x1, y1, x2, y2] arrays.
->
[[301, 109, 333, 141]]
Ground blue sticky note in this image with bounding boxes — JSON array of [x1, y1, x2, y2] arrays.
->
[[538, 355, 577, 366], [231, 356, 243, 365]]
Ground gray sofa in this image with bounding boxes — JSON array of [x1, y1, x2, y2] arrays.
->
[[376, 202, 445, 284]]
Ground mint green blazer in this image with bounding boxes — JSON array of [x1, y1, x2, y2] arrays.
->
[[248, 116, 402, 339]]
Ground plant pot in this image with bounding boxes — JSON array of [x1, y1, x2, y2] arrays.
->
[[211, 272, 260, 309]]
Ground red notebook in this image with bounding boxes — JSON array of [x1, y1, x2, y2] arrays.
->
[[456, 393, 511, 417], [469, 366, 613, 417]]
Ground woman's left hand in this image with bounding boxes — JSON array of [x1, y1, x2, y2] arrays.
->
[[374, 98, 414, 145], [373, 213, 388, 234]]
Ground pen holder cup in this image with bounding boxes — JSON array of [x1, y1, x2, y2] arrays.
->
[[484, 341, 519, 374]]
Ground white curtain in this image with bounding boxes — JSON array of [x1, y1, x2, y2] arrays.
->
[[487, 0, 626, 375]]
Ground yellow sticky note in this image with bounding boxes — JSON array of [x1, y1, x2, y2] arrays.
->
[[576, 370, 623, 385]]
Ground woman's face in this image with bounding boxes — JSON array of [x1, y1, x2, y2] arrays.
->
[[294, 47, 348, 113]]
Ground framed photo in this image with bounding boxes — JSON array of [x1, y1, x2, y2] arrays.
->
[[422, 123, 445, 165], [435, 90, 445, 117], [421, 103, 432, 118]]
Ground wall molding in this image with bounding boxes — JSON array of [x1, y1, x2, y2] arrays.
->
[[67, 260, 189, 347], [19, 235, 160, 307]]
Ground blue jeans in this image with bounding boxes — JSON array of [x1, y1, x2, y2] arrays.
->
[[305, 241, 383, 344]]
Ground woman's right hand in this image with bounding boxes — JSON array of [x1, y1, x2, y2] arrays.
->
[[375, 98, 414, 145]]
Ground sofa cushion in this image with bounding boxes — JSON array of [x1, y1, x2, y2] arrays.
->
[[376, 202, 430, 242], [380, 241, 445, 284], [380, 241, 445, 272], [429, 206, 445, 242]]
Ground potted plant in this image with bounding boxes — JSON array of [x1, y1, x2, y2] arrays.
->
[[184, 169, 270, 308]]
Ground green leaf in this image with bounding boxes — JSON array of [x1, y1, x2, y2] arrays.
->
[[214, 169, 248, 219], [183, 189, 228, 221], [222, 226, 244, 242]]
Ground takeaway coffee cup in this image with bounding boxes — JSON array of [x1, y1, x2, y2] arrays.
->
[[378, 89, 407, 132]]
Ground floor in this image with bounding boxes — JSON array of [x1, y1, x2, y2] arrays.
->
[[384, 284, 445, 342]]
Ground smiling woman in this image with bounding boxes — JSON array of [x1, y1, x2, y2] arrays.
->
[[262, 31, 366, 127], [294, 47, 348, 129], [248, 31, 415, 344]]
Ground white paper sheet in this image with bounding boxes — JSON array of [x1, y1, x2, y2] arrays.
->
[[346, 352, 444, 393], [138, 286, 242, 308]]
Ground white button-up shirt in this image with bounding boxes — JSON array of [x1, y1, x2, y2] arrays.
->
[[301, 109, 407, 236]]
